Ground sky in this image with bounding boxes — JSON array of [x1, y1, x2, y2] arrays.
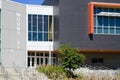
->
[[11, 0, 45, 5]]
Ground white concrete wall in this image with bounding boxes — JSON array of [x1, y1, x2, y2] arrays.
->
[[27, 42, 53, 51], [26, 5, 53, 15], [1, 0, 27, 67]]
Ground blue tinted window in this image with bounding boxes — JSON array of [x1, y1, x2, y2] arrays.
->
[[103, 16, 108, 26], [110, 28, 114, 34], [109, 8, 114, 12], [94, 16, 97, 26], [44, 33, 48, 41], [98, 27, 102, 33], [28, 14, 53, 41], [94, 7, 97, 14], [28, 32, 31, 41], [103, 8, 108, 12], [97, 8, 102, 13], [97, 16, 102, 26], [38, 15, 42, 31], [33, 15, 37, 25], [28, 15, 31, 21], [94, 27, 96, 33], [33, 32, 37, 41], [104, 28, 108, 33], [116, 9, 120, 13], [28, 22, 32, 31], [94, 7, 120, 35], [109, 17, 114, 27], [38, 33, 42, 41], [116, 17, 120, 27], [44, 15, 48, 31], [116, 28, 120, 34], [33, 25, 37, 31]]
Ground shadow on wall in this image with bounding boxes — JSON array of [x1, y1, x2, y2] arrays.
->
[[89, 34, 93, 40]]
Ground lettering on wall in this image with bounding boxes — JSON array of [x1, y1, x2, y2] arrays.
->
[[16, 12, 21, 49]]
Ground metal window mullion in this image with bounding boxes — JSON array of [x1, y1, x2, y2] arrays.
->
[[52, 15, 54, 41], [101, 16, 103, 34], [34, 52, 36, 67], [101, 8, 104, 34], [42, 15, 44, 41], [108, 8, 110, 34], [95, 7, 97, 34], [37, 15, 38, 41], [108, 16, 109, 34], [114, 17, 116, 34], [31, 15, 33, 41], [48, 15, 49, 42]]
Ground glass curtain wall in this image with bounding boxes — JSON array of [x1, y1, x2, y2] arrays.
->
[[94, 7, 120, 35], [28, 14, 54, 41]]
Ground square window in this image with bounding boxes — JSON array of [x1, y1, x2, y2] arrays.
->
[[28, 32, 32, 41], [92, 58, 97, 63], [97, 7, 102, 13], [98, 58, 104, 63], [103, 8, 108, 12], [44, 33, 48, 41], [97, 16, 102, 26], [38, 33, 42, 41], [33, 32, 37, 41], [98, 27, 102, 33], [109, 17, 114, 27], [109, 8, 114, 12], [110, 28, 114, 34], [116, 28, 120, 34], [103, 16, 108, 26], [104, 28, 108, 33]]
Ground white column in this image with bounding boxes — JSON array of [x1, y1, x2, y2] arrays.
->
[[49, 44, 52, 65], [43, 52, 45, 65], [34, 52, 36, 68]]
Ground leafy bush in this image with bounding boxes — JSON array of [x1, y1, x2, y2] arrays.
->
[[59, 44, 86, 77], [37, 65, 67, 79]]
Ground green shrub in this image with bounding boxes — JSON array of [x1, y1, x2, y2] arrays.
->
[[37, 65, 67, 79], [59, 44, 86, 78]]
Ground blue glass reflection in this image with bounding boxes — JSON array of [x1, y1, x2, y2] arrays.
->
[[97, 16, 102, 26], [98, 27, 102, 33], [44, 33, 48, 41], [33, 32, 37, 41], [28, 32, 31, 41], [103, 16, 108, 26], [109, 17, 114, 27], [110, 28, 114, 34], [38, 15, 42, 31], [44, 15, 48, 31], [104, 28, 108, 33], [116, 17, 120, 27], [28, 22, 32, 31], [38, 33, 42, 41], [116, 28, 120, 34]]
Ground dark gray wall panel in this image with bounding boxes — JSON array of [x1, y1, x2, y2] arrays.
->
[[59, 0, 120, 50]]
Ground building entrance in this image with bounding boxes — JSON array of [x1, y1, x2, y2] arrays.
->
[[27, 51, 58, 67]]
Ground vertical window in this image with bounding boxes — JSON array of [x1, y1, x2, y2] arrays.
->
[[38, 15, 42, 32], [44, 15, 48, 32]]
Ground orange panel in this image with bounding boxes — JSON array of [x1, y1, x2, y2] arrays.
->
[[88, 2, 94, 34], [92, 2, 120, 8], [88, 2, 120, 34]]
